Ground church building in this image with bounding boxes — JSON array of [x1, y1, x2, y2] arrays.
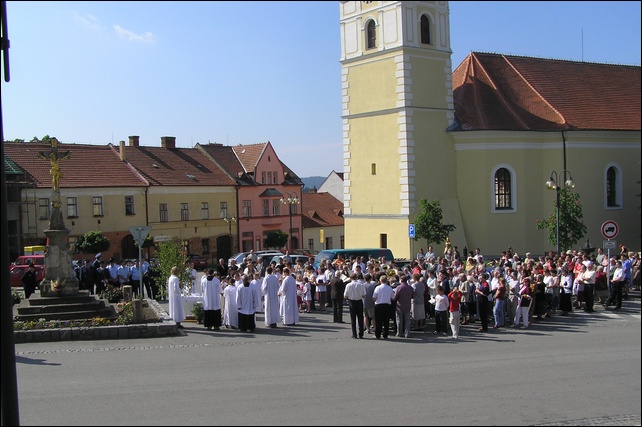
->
[[339, 1, 640, 258]]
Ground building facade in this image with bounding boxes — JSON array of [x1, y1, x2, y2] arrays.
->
[[340, 1, 641, 259]]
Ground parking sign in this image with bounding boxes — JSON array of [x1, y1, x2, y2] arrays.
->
[[408, 224, 416, 239]]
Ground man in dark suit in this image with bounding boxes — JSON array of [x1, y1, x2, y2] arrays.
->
[[21, 264, 39, 299]]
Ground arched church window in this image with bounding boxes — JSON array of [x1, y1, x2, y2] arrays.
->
[[366, 20, 376, 50], [420, 15, 431, 45], [494, 168, 512, 210], [605, 165, 622, 208]]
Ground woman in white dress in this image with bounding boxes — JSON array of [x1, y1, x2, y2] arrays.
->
[[167, 266, 186, 329]]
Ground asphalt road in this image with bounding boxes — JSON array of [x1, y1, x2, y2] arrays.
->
[[12, 294, 641, 426]]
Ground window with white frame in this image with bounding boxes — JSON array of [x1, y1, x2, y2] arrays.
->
[[66, 197, 78, 218], [492, 165, 517, 213], [92, 196, 103, 216], [159, 203, 168, 222], [263, 199, 269, 216], [38, 198, 50, 220], [220, 201, 228, 218], [180, 203, 189, 221], [125, 196, 135, 215], [201, 202, 209, 220], [272, 199, 280, 216], [242, 200, 251, 218]]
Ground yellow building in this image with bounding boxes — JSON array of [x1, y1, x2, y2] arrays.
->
[[340, 1, 640, 259]]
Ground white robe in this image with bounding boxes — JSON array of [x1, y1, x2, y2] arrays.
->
[[261, 274, 281, 326], [167, 274, 185, 322], [250, 279, 263, 313], [236, 284, 256, 315], [202, 275, 222, 311], [279, 275, 300, 325], [223, 283, 238, 327], [189, 268, 201, 295]]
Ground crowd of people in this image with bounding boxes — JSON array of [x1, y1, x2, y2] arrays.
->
[[165, 243, 640, 338]]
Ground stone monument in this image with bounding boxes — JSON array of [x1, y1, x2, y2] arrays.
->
[[37, 138, 80, 297], [15, 138, 115, 322]]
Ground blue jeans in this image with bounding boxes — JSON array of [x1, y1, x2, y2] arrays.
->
[[493, 299, 505, 327]]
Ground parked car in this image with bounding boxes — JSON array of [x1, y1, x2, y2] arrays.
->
[[10, 255, 45, 287], [269, 254, 314, 266], [186, 254, 208, 270]]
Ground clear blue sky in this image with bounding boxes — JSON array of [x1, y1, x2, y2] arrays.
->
[[2, 1, 640, 178]]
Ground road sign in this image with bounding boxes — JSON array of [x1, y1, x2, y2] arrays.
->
[[603, 240, 617, 250], [600, 220, 619, 239], [129, 226, 151, 246], [408, 224, 415, 239], [154, 235, 171, 243]]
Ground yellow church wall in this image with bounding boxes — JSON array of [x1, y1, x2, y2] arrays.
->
[[347, 114, 402, 215], [454, 131, 641, 256], [345, 57, 399, 115], [407, 54, 452, 108], [344, 216, 410, 259]]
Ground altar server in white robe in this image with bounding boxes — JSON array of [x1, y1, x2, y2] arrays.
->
[[223, 279, 239, 328], [202, 269, 223, 330], [250, 272, 263, 313], [261, 266, 281, 328], [278, 267, 299, 326], [236, 274, 257, 332], [167, 266, 185, 328]]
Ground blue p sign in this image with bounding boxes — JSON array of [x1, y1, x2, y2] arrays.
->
[[409, 224, 416, 239]]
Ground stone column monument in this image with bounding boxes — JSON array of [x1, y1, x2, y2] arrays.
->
[[37, 138, 79, 297]]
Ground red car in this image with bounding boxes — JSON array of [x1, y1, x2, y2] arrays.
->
[[186, 254, 208, 270], [10, 255, 45, 287]]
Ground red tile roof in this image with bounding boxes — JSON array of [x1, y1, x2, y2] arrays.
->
[[301, 192, 344, 228], [3, 142, 147, 188], [452, 52, 641, 131], [111, 144, 236, 187], [232, 143, 267, 173]]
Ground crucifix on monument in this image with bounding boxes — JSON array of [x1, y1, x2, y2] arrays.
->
[[36, 137, 79, 297]]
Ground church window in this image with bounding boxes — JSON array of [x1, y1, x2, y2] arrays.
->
[[605, 164, 622, 209], [366, 20, 376, 50], [491, 165, 517, 213], [371, 163, 377, 175], [420, 15, 431, 45]]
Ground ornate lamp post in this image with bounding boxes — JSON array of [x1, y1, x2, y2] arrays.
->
[[223, 215, 236, 252], [545, 170, 575, 255], [280, 192, 300, 252]]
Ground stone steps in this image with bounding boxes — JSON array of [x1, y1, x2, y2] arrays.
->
[[15, 291, 117, 321]]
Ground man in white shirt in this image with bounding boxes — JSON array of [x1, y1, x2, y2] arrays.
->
[[344, 273, 367, 339], [605, 261, 624, 310], [581, 262, 596, 312], [372, 275, 395, 339]]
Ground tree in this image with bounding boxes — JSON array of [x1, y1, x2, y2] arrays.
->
[[537, 188, 587, 253], [155, 240, 189, 300], [76, 231, 110, 254], [414, 199, 456, 247], [265, 230, 288, 250]]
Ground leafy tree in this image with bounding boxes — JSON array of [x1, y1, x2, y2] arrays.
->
[[265, 230, 289, 250], [537, 188, 587, 253], [76, 231, 110, 254], [155, 240, 190, 300], [414, 199, 456, 247]]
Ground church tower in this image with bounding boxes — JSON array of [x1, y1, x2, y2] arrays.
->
[[339, 1, 464, 258]]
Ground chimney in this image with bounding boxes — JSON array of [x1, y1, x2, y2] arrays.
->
[[128, 135, 140, 147], [161, 136, 176, 149], [119, 140, 126, 161]]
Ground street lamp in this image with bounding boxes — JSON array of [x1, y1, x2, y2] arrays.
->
[[546, 170, 575, 255], [223, 216, 236, 252], [280, 192, 300, 252]]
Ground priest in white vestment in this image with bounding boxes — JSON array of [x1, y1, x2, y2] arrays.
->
[[167, 266, 185, 328], [262, 266, 281, 327], [278, 267, 299, 326], [202, 269, 223, 330], [223, 280, 239, 328]]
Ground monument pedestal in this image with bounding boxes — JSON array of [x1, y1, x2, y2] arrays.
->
[[40, 228, 79, 297]]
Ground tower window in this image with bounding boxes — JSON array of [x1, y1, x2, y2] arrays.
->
[[371, 163, 377, 175], [420, 15, 431, 45], [366, 20, 376, 50]]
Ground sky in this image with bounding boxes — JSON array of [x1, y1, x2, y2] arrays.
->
[[2, 1, 640, 178]]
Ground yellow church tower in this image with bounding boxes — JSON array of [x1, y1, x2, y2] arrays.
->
[[340, 1, 465, 259]]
